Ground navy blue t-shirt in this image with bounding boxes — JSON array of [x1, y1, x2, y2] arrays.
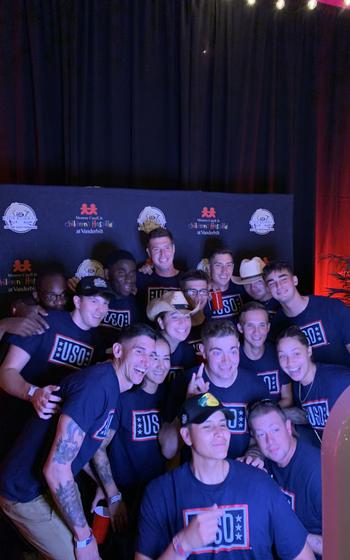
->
[[6, 310, 106, 386], [239, 342, 290, 402], [204, 281, 248, 322], [187, 324, 204, 357], [108, 385, 166, 490], [136, 271, 182, 319], [99, 294, 139, 348], [168, 339, 197, 382], [293, 362, 350, 434], [165, 366, 269, 458], [0, 362, 119, 503], [137, 459, 308, 559], [271, 295, 350, 367], [266, 439, 322, 536], [0, 310, 108, 459]]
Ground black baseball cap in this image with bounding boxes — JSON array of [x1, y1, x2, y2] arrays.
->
[[180, 393, 234, 426], [75, 276, 114, 299]]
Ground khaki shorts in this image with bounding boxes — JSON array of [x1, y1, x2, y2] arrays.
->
[[0, 493, 76, 560]]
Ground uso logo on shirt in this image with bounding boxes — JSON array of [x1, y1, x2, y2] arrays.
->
[[148, 287, 176, 303], [102, 309, 130, 330], [257, 370, 280, 395], [300, 321, 328, 349], [184, 505, 250, 552], [223, 403, 248, 434], [132, 409, 161, 441], [93, 409, 115, 440], [210, 294, 243, 318], [49, 334, 94, 369], [302, 399, 329, 430]]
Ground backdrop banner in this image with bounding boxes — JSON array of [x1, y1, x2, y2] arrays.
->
[[0, 184, 293, 312]]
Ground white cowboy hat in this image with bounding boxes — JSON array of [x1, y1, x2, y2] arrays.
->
[[147, 290, 200, 322], [231, 257, 266, 285]]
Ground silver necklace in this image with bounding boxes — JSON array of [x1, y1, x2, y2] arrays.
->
[[298, 376, 315, 404]]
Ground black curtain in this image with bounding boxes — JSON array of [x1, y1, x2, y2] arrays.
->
[[0, 0, 349, 291]]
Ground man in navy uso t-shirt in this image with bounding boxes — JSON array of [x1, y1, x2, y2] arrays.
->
[[99, 250, 140, 349], [237, 301, 292, 407], [249, 400, 322, 558], [136, 393, 314, 560], [0, 323, 157, 560], [204, 248, 248, 322], [263, 261, 350, 367], [162, 319, 269, 460], [0, 276, 113, 458], [136, 228, 183, 318]]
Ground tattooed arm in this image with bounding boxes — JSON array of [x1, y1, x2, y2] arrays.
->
[[43, 414, 99, 558], [91, 429, 128, 532]]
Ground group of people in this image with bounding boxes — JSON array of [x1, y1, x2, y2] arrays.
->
[[0, 226, 349, 560]]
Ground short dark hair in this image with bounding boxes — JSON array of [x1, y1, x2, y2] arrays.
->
[[248, 399, 287, 431], [276, 325, 309, 349], [238, 301, 269, 323], [36, 267, 66, 290], [209, 248, 233, 262], [147, 227, 174, 244], [154, 331, 171, 349], [180, 269, 209, 288], [104, 250, 136, 270], [262, 261, 294, 280], [116, 323, 157, 344], [201, 319, 239, 345]]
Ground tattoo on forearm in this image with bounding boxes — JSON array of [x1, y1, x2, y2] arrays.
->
[[94, 453, 113, 485], [55, 480, 86, 529], [53, 419, 84, 464]]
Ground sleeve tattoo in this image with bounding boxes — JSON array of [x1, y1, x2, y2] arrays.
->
[[53, 419, 84, 464], [55, 479, 86, 528]]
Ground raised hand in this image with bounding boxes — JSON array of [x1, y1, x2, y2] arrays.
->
[[186, 363, 209, 398]]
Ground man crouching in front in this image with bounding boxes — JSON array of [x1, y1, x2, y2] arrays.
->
[[135, 392, 315, 560]]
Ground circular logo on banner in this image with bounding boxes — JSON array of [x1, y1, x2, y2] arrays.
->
[[249, 209, 275, 235], [2, 202, 38, 233], [75, 259, 104, 279], [137, 206, 167, 234]]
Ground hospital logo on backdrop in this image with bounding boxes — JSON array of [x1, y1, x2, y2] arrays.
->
[[65, 202, 113, 234], [188, 206, 228, 237], [75, 259, 104, 279], [249, 208, 275, 235], [3, 202, 38, 233], [80, 203, 98, 216], [137, 206, 167, 234], [0, 259, 36, 294], [13, 259, 32, 273]]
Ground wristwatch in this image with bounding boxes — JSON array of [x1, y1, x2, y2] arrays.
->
[[27, 385, 38, 401]]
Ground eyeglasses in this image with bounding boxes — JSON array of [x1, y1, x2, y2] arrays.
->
[[184, 289, 209, 297], [40, 291, 68, 303]]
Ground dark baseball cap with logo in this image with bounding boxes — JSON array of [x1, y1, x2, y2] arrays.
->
[[75, 276, 114, 299], [180, 392, 234, 426]]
